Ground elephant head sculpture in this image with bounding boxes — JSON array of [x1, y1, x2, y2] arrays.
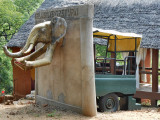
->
[[3, 16, 67, 70]]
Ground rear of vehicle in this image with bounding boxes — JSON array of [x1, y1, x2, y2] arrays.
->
[[93, 28, 142, 112], [95, 74, 141, 112]]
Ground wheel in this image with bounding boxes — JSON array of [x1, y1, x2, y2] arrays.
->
[[98, 93, 119, 112]]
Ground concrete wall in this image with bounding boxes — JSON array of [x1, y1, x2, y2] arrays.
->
[[35, 5, 97, 116]]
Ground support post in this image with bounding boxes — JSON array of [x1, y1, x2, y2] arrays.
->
[[80, 5, 97, 116], [111, 52, 115, 74], [151, 49, 159, 106], [94, 44, 96, 72], [145, 48, 151, 83], [114, 35, 117, 74]]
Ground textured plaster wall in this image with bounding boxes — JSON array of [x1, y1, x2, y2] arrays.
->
[[37, 19, 82, 106]]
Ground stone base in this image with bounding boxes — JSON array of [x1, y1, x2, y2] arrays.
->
[[36, 95, 82, 113]]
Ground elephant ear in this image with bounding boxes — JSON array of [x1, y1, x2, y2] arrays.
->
[[51, 16, 67, 44]]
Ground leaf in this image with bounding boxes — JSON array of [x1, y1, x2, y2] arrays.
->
[[46, 110, 56, 117]]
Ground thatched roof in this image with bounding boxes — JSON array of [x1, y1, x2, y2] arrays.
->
[[7, 0, 160, 49]]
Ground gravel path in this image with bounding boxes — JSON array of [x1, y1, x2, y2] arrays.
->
[[0, 99, 160, 120]]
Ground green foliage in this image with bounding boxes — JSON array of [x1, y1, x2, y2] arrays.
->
[[96, 44, 122, 59], [96, 44, 124, 65], [141, 99, 151, 106], [0, 4, 14, 93], [0, 0, 24, 41], [96, 44, 108, 57], [47, 110, 56, 117], [0, 39, 13, 94], [0, 0, 44, 94], [14, 0, 44, 16], [46, 110, 61, 118]]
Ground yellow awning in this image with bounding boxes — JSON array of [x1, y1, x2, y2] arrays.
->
[[93, 28, 142, 52]]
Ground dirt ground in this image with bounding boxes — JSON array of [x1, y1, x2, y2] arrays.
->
[[0, 99, 160, 120]]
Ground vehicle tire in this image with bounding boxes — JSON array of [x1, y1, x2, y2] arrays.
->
[[98, 93, 119, 112]]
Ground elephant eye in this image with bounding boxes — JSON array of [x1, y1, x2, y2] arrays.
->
[[41, 28, 46, 32]]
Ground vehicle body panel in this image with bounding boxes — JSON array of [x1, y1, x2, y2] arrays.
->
[[95, 74, 136, 97]]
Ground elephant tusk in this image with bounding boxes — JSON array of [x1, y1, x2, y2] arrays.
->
[[3, 46, 25, 58], [20, 30, 38, 54], [24, 44, 34, 54]]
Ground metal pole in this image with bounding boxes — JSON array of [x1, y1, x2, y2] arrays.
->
[[135, 38, 137, 74], [106, 37, 110, 57], [94, 44, 96, 73], [124, 57, 126, 75], [114, 35, 117, 74], [104, 37, 110, 74]]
